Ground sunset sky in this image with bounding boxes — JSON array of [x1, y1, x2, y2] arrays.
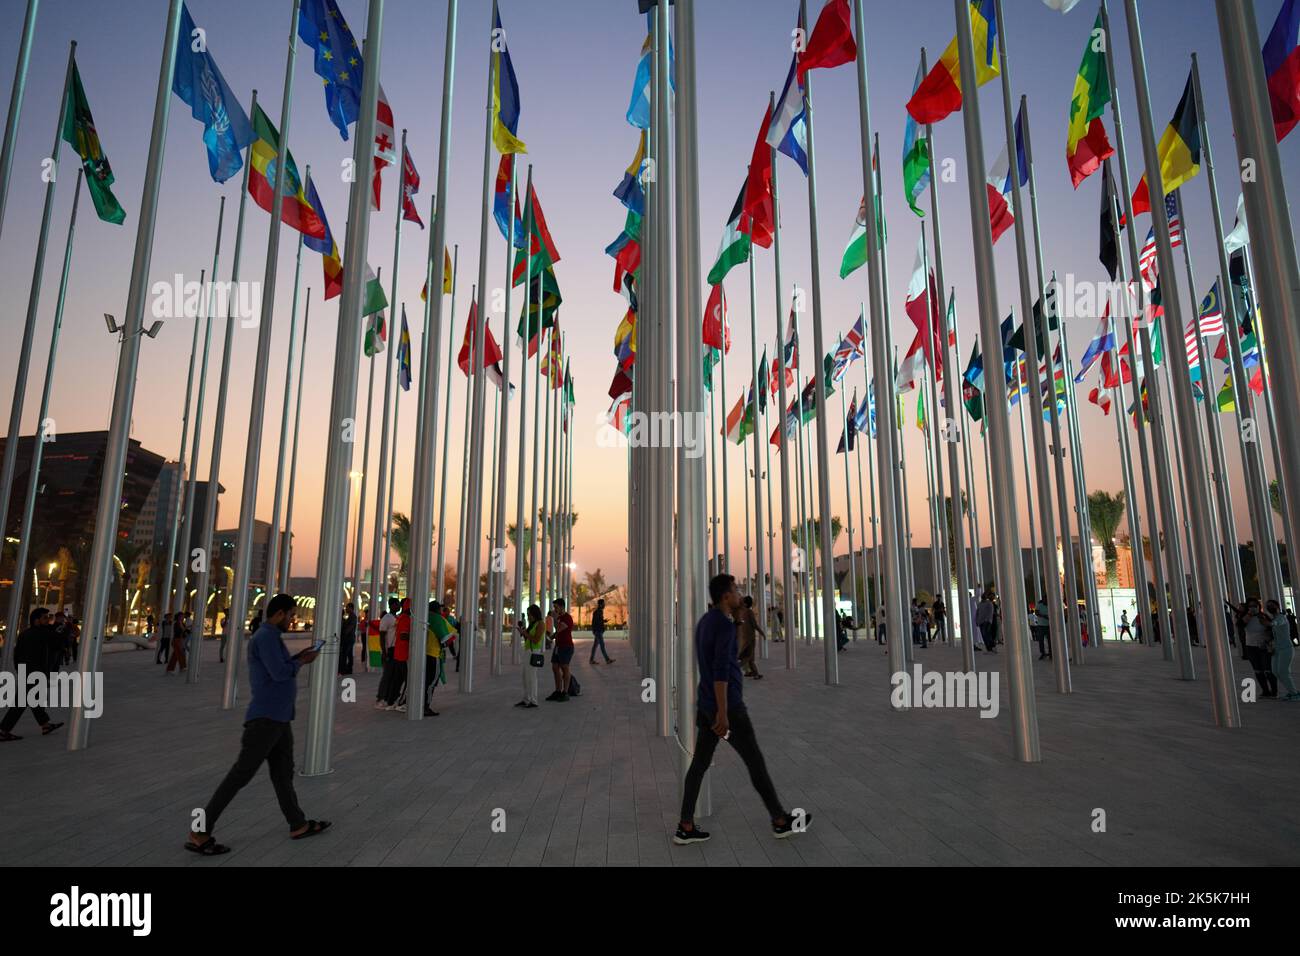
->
[[0, 0, 1297, 590]]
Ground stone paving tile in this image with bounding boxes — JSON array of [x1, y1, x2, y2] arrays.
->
[[2, 632, 1298, 866]]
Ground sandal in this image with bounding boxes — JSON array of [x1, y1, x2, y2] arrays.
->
[[183, 836, 231, 856], [291, 819, 331, 840], [41, 722, 63, 735], [0, 731, 21, 742]]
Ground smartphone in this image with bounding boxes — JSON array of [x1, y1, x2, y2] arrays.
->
[[297, 639, 325, 656]]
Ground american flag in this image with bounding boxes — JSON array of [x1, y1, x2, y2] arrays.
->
[[1138, 191, 1183, 289]]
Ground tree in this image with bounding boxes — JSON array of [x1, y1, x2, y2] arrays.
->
[[506, 522, 534, 581], [113, 542, 148, 633], [1087, 490, 1126, 586], [583, 567, 608, 598], [389, 512, 411, 571], [788, 516, 842, 552]]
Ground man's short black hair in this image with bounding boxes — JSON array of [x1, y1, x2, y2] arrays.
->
[[743, 595, 754, 607], [597, 599, 605, 608], [388, 596, 402, 612], [29, 607, 49, 626], [709, 574, 736, 606], [266, 593, 296, 618], [553, 599, 565, 610]]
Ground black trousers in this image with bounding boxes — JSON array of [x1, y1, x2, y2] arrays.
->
[[338, 633, 354, 674], [383, 659, 408, 706], [0, 704, 51, 733], [423, 655, 438, 709], [590, 632, 611, 662], [204, 718, 306, 832], [1034, 628, 1051, 658], [680, 707, 784, 824], [1245, 645, 1278, 697], [156, 636, 170, 664]]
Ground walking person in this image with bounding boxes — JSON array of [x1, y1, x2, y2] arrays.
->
[[589, 598, 614, 664], [166, 612, 189, 673], [1238, 598, 1278, 699], [516, 603, 545, 708], [911, 599, 929, 649], [546, 599, 575, 701], [184, 593, 330, 856], [1187, 604, 1200, 647], [339, 603, 357, 676], [1117, 608, 1133, 641], [975, 592, 995, 653], [932, 597, 947, 643], [736, 595, 765, 678], [0, 608, 64, 741], [422, 600, 443, 717], [1030, 601, 1051, 660], [1270, 599, 1299, 700], [218, 613, 231, 663], [674, 574, 810, 845], [156, 612, 173, 664]]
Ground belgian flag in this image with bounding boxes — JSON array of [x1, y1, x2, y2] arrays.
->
[[1131, 71, 1201, 215]]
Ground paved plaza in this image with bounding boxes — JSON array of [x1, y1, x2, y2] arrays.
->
[[2, 632, 1297, 866]]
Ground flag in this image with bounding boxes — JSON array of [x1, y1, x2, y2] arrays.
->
[[895, 331, 927, 393], [1185, 281, 1225, 366], [962, 340, 985, 421], [741, 103, 776, 249], [707, 181, 752, 285], [627, 31, 653, 129], [1066, 9, 1114, 188], [724, 392, 754, 444], [702, 283, 731, 353], [362, 264, 388, 316], [303, 176, 343, 300], [249, 104, 326, 239], [364, 310, 386, 357], [839, 195, 871, 278], [985, 139, 1016, 245], [490, 6, 527, 155], [1223, 192, 1249, 253], [458, 300, 504, 374], [755, 348, 769, 414], [615, 309, 638, 370], [172, 3, 253, 184], [400, 144, 423, 227], [903, 57, 931, 217], [397, 307, 412, 391], [542, 324, 564, 388], [837, 390, 859, 454], [62, 59, 125, 225], [614, 131, 648, 216], [1131, 71, 1200, 215], [494, 154, 525, 247], [420, 247, 453, 302], [1008, 285, 1060, 359], [1099, 159, 1121, 280], [916, 388, 928, 433], [905, 0, 999, 124], [609, 366, 634, 402], [512, 182, 560, 286], [797, 0, 857, 83], [1265, 0, 1300, 142], [371, 85, 396, 210], [831, 314, 866, 383], [852, 389, 871, 434], [1089, 379, 1113, 415], [770, 351, 794, 397], [518, 263, 562, 357], [1137, 192, 1183, 289], [299, 0, 364, 139], [1042, 0, 1084, 11], [703, 347, 719, 392], [904, 235, 942, 373], [767, 54, 809, 175], [1074, 302, 1115, 382]]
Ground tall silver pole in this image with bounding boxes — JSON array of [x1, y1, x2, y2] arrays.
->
[[1059, 318, 1105, 645], [1121, 0, 1235, 717], [280, 288, 311, 591], [747, 240, 767, 652], [1, 42, 74, 614], [837, 385, 857, 624], [1213, 0, 1300, 601], [951, 0, 1038, 759], [265, 215, 305, 597], [350, 282, 379, 609], [435, 246, 460, 601], [792, 347, 811, 643], [221, 0, 302, 710], [0, 0, 39, 250], [302, 0, 387, 766], [168, 196, 226, 623], [918, 217, 950, 608], [69, 0, 184, 750], [188, 89, 257, 684], [763, 340, 777, 657], [455, 315, 474, 616], [2, 168, 81, 671], [404, 0, 457, 723], [512, 171, 533, 646]]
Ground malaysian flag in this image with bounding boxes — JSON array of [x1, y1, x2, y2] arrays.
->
[[1185, 281, 1225, 366], [1138, 191, 1183, 289]]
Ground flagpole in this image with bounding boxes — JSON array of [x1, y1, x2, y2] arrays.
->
[[538, 320, 555, 609], [1190, 51, 1281, 606], [852, 371, 870, 629], [1121, 0, 1236, 707], [792, 348, 811, 644], [864, 379, 881, 634], [303, 0, 388, 767], [1106, 312, 1146, 621], [918, 216, 951, 610], [160, 261, 204, 614], [1213, 1, 1300, 597], [0, 42, 74, 618], [489, 159, 519, 673], [770, 92, 797, 671], [2, 167, 81, 671], [837, 384, 858, 629], [188, 88, 257, 684], [172, 197, 227, 627], [380, 296, 405, 603], [526, 305, 541, 609], [764, 380, 777, 654], [485, 385, 501, 663], [349, 270, 380, 611], [720, 315, 731, 578], [0, 0, 39, 252], [1014, 366, 1042, 601], [948, 295, 984, 644], [950, 0, 1038, 758], [265, 215, 305, 598], [280, 288, 310, 593], [435, 245, 460, 603], [897, 349, 916, 646], [921, 371, 942, 602], [747, 243, 768, 646], [68, 0, 184, 750], [553, 333, 567, 609], [511, 165, 533, 658], [709, 361, 719, 571], [220, 0, 303, 710], [456, 290, 475, 619], [1059, 317, 1104, 645]]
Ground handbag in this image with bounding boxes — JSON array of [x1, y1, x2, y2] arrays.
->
[[530, 651, 546, 668]]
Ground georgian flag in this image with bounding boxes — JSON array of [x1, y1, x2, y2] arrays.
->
[[371, 84, 396, 210]]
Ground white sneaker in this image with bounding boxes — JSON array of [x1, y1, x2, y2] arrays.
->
[[395, 704, 407, 713]]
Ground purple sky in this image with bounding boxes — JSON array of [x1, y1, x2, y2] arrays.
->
[[0, 0, 1297, 589]]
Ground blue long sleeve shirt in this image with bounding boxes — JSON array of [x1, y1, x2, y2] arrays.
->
[[695, 607, 744, 716], [245, 622, 302, 723]]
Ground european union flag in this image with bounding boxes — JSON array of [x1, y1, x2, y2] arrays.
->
[[299, 0, 364, 140], [172, 3, 253, 184]]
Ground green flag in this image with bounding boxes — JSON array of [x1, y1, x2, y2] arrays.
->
[[517, 262, 561, 347], [707, 181, 752, 286], [902, 57, 931, 217], [62, 59, 125, 224], [362, 264, 388, 317], [703, 347, 720, 393]]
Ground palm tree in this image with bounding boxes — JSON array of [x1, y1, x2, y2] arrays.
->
[[506, 522, 534, 580], [788, 516, 842, 552], [113, 542, 148, 633], [1087, 490, 1126, 586], [584, 567, 608, 598], [389, 512, 411, 571]]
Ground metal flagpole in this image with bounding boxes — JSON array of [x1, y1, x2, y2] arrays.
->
[[1059, 318, 1105, 645], [188, 89, 257, 684], [403, 0, 456, 723], [1213, 0, 1300, 605], [720, 311, 731, 576], [1107, 311, 1146, 623], [923, 371, 943, 601], [852, 382, 870, 627], [511, 167, 533, 657], [653, 0, 674, 730], [526, 298, 541, 607], [763, 345, 777, 656], [897, 358, 916, 637], [865, 379, 881, 630], [160, 262, 204, 615], [435, 246, 460, 602], [538, 324, 555, 608], [265, 214, 305, 597], [1014, 365, 1043, 600], [743, 375, 753, 593], [455, 293, 474, 624], [951, 309, 984, 643], [709, 353, 719, 570], [918, 218, 950, 606], [951, 0, 1038, 759], [173, 198, 227, 625], [837, 385, 858, 630], [2, 167, 81, 671], [68, 0, 184, 750], [1016, 93, 1085, 663], [770, 90, 797, 671], [380, 327, 402, 602], [798, 0, 839, 683], [280, 289, 311, 593], [303, 0, 388, 765], [222, 0, 303, 710], [748, 250, 767, 647], [1121, 0, 1235, 713], [792, 348, 810, 643], [350, 272, 380, 609], [1, 42, 75, 607], [485, 384, 500, 666], [0, 0, 39, 250], [490, 156, 520, 674]]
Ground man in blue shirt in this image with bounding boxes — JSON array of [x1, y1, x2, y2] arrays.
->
[[184, 593, 330, 856], [674, 574, 811, 845]]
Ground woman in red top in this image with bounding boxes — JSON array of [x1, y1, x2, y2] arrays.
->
[[383, 599, 412, 711]]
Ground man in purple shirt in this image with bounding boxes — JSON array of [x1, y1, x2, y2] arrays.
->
[[184, 593, 331, 856], [674, 574, 811, 845]]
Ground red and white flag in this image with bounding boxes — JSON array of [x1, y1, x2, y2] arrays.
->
[[702, 283, 731, 354], [401, 144, 423, 228], [372, 84, 397, 211]]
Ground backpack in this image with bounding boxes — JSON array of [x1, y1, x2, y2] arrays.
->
[[567, 674, 581, 697]]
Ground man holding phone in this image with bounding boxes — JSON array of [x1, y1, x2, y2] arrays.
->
[[185, 593, 331, 856]]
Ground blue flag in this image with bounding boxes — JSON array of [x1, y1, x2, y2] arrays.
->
[[299, 0, 365, 140], [172, 4, 253, 184]]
